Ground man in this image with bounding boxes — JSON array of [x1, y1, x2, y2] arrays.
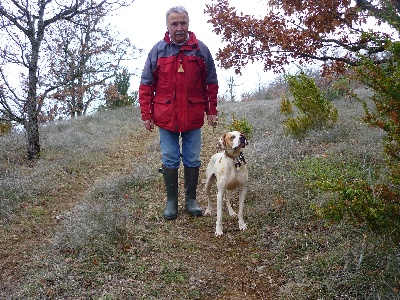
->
[[138, 6, 219, 220]]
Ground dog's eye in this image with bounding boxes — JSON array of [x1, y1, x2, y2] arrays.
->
[[231, 135, 235, 140]]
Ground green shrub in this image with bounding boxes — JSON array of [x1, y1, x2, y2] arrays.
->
[[279, 94, 293, 115], [354, 40, 400, 187], [104, 69, 136, 109], [296, 157, 400, 236], [227, 113, 253, 139], [324, 77, 352, 101], [282, 71, 338, 137], [314, 178, 400, 235], [0, 121, 12, 135]]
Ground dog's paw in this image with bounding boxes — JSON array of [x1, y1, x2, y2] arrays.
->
[[228, 207, 237, 217], [239, 222, 247, 231], [215, 225, 223, 236], [203, 208, 212, 216]]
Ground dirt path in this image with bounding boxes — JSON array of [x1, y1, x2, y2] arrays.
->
[[169, 214, 279, 299], [125, 125, 281, 299]]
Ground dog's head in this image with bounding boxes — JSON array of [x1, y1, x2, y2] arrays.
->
[[217, 131, 248, 151]]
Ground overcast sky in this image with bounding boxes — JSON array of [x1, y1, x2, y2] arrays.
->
[[109, 0, 275, 99]]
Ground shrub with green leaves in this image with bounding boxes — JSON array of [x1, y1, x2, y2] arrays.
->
[[227, 113, 253, 139], [279, 94, 293, 115], [296, 156, 400, 236], [0, 120, 12, 135], [281, 71, 338, 137], [315, 178, 399, 234], [104, 69, 135, 109], [324, 76, 352, 101], [354, 40, 400, 187]]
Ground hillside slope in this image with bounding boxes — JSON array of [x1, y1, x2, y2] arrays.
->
[[0, 99, 399, 299]]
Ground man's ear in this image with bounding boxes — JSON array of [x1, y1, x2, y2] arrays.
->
[[217, 134, 226, 150]]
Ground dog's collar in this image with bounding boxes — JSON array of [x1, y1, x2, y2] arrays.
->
[[225, 151, 246, 170]]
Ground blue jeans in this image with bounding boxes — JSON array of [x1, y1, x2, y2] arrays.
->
[[159, 128, 201, 169]]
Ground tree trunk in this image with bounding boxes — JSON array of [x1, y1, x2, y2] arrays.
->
[[24, 115, 40, 160], [26, 39, 41, 159]]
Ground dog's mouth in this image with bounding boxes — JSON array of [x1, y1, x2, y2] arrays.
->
[[233, 134, 247, 150], [239, 134, 248, 148]]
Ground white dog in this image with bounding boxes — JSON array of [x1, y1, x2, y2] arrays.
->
[[204, 131, 248, 236]]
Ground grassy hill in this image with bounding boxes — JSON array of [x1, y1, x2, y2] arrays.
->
[[0, 96, 399, 299]]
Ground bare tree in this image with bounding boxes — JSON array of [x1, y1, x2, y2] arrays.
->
[[47, 9, 137, 118], [225, 76, 240, 102], [0, 0, 133, 160]]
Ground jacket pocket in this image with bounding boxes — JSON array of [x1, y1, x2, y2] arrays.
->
[[153, 96, 174, 126], [156, 59, 175, 94], [187, 96, 206, 127]]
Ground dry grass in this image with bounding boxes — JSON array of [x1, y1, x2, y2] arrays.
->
[[0, 95, 399, 299]]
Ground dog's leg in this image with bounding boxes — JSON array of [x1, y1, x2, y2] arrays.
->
[[225, 190, 237, 217], [215, 188, 224, 236], [238, 186, 247, 231], [203, 174, 215, 216]]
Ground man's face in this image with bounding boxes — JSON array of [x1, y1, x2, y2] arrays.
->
[[167, 12, 189, 44]]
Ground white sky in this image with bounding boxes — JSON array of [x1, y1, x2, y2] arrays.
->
[[109, 0, 276, 99]]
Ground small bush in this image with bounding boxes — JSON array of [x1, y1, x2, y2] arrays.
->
[[296, 156, 400, 236], [315, 178, 400, 234], [104, 69, 136, 109], [322, 77, 351, 101], [227, 113, 253, 139], [279, 94, 293, 115], [0, 121, 12, 135], [282, 71, 338, 137], [104, 84, 134, 109], [283, 115, 313, 137]]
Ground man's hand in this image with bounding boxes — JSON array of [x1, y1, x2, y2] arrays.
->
[[207, 115, 218, 127], [144, 119, 154, 132]]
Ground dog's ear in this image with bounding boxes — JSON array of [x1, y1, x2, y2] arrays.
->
[[217, 133, 226, 150]]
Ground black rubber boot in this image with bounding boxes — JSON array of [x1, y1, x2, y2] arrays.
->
[[184, 167, 203, 217], [162, 167, 179, 220]]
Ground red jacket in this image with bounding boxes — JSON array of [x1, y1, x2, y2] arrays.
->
[[139, 31, 218, 132]]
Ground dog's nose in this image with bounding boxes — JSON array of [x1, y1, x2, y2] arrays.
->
[[239, 134, 248, 145]]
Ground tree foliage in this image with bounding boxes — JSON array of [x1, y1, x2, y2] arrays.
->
[[104, 69, 136, 109], [0, 0, 133, 159], [205, 0, 399, 74]]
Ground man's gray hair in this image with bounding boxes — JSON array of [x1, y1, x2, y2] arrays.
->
[[166, 6, 189, 25]]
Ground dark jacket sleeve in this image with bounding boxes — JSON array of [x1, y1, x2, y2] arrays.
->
[[199, 41, 219, 116], [138, 44, 159, 121]]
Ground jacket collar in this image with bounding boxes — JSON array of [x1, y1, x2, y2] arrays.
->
[[164, 31, 199, 50]]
